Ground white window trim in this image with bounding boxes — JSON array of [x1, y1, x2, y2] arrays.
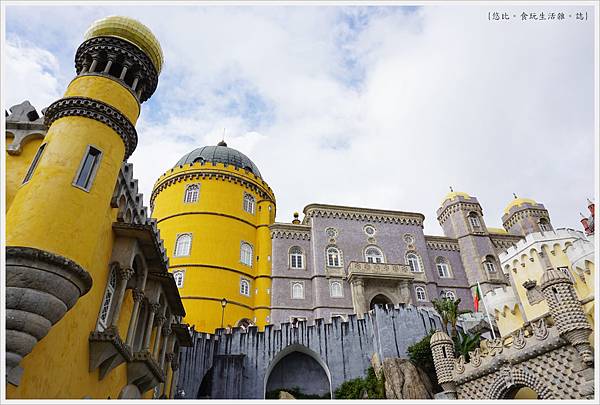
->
[[22, 142, 47, 185], [183, 183, 200, 203], [240, 278, 251, 297], [484, 260, 496, 273], [174, 233, 193, 257], [243, 192, 256, 214], [415, 286, 427, 302], [72, 144, 103, 192], [557, 266, 575, 282], [363, 224, 377, 237], [289, 246, 305, 270], [364, 246, 385, 264], [443, 290, 456, 300], [329, 280, 344, 298], [406, 252, 423, 273], [436, 258, 452, 278], [240, 241, 254, 267], [97, 266, 117, 331], [326, 246, 343, 268], [173, 269, 185, 288], [291, 281, 305, 299]]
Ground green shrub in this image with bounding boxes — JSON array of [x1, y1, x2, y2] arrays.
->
[[334, 367, 385, 399]]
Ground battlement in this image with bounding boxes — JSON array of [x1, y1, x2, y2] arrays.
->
[[302, 203, 424, 226], [499, 228, 587, 261], [270, 222, 312, 240]]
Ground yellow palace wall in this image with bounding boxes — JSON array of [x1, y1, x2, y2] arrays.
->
[[152, 162, 275, 333]]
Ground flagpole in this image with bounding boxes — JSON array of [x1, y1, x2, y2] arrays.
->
[[478, 281, 497, 340]]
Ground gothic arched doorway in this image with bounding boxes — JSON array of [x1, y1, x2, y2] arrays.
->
[[264, 344, 332, 399], [370, 294, 393, 310]]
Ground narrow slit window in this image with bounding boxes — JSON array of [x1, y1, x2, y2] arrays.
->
[[74, 146, 102, 190], [22, 143, 47, 184]]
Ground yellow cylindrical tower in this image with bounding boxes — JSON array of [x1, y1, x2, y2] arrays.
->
[[5, 16, 162, 377], [151, 141, 276, 332]]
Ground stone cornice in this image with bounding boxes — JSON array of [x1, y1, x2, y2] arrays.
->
[[425, 235, 460, 251], [44, 96, 137, 159], [437, 201, 483, 224], [302, 203, 424, 227], [502, 207, 549, 229], [270, 223, 312, 240]]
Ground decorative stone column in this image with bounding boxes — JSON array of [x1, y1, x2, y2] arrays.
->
[[430, 330, 457, 398], [110, 265, 134, 329], [539, 258, 594, 365], [126, 288, 144, 346], [350, 279, 368, 317], [6, 247, 92, 383], [398, 280, 413, 304], [152, 313, 166, 359], [159, 327, 173, 370], [143, 302, 160, 351]]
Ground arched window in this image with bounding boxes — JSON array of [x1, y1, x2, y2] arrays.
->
[[240, 279, 250, 296], [468, 212, 481, 229], [240, 242, 253, 266], [173, 270, 185, 288], [484, 255, 497, 273], [291, 282, 304, 299], [243, 193, 255, 214], [539, 218, 551, 231], [415, 286, 427, 302], [289, 246, 304, 269], [174, 234, 192, 257], [407, 253, 422, 272], [330, 281, 343, 298], [365, 246, 384, 263], [184, 184, 200, 203], [444, 290, 456, 300], [327, 246, 342, 267], [98, 267, 117, 330], [436, 257, 451, 278]]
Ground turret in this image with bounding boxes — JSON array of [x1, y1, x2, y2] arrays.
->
[[539, 252, 593, 365], [430, 330, 457, 398], [6, 16, 162, 378], [502, 195, 552, 236]]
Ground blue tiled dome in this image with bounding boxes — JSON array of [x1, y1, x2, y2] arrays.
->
[[174, 141, 262, 178]]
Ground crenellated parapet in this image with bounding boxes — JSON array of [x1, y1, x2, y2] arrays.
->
[[270, 223, 312, 240], [302, 204, 424, 227], [483, 286, 521, 321]]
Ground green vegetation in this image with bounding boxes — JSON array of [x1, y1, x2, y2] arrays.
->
[[334, 367, 385, 399], [265, 387, 331, 399], [431, 297, 472, 338], [407, 330, 438, 388]]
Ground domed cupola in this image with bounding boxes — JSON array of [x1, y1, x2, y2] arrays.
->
[[174, 142, 262, 178]]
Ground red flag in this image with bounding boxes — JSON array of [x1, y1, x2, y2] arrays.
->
[[474, 285, 481, 312]]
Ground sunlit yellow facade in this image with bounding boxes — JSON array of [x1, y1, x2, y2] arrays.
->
[[151, 158, 276, 333]]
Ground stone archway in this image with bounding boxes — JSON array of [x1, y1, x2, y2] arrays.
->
[[370, 294, 393, 310], [264, 344, 332, 399], [489, 367, 553, 399]]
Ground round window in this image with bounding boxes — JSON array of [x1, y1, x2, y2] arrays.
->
[[364, 225, 376, 236], [326, 227, 338, 238], [403, 234, 415, 245]]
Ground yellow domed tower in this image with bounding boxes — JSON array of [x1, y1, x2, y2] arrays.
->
[[151, 141, 276, 332]]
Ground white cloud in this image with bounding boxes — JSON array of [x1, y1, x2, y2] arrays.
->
[[4, 5, 595, 234]]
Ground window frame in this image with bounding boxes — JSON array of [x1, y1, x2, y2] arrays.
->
[[173, 270, 185, 288], [183, 184, 200, 203], [97, 266, 118, 331], [289, 246, 305, 269], [72, 144, 103, 192], [539, 218, 551, 231], [326, 246, 342, 268], [557, 266, 575, 282], [291, 281, 305, 299], [415, 286, 427, 302], [484, 256, 497, 273], [444, 290, 456, 300], [22, 142, 47, 184], [240, 278, 251, 297], [406, 252, 422, 273], [468, 212, 482, 230], [174, 233, 192, 257], [240, 242, 254, 267], [243, 192, 255, 214], [329, 280, 344, 298], [364, 246, 385, 264], [436, 257, 451, 278]]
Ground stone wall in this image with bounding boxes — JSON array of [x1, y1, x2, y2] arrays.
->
[[177, 304, 444, 399]]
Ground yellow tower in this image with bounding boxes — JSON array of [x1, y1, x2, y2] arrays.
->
[[151, 141, 276, 332], [6, 15, 162, 382]]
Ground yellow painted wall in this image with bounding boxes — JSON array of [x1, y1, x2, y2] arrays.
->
[[5, 135, 44, 210], [152, 162, 275, 333]]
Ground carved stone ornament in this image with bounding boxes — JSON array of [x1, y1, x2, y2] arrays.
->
[[532, 318, 549, 340], [512, 328, 526, 349], [133, 288, 145, 303], [43, 96, 138, 159], [469, 348, 482, 367], [454, 355, 465, 374], [488, 338, 504, 356], [499, 365, 515, 390]]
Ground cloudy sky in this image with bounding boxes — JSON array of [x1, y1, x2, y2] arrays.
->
[[4, 3, 596, 234]]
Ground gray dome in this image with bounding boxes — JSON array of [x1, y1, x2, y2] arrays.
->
[[174, 142, 262, 178]]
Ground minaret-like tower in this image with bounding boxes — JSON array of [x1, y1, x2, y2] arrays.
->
[[430, 330, 457, 397], [539, 252, 594, 365], [502, 195, 552, 236], [151, 141, 276, 333], [6, 16, 162, 376], [437, 191, 508, 295]]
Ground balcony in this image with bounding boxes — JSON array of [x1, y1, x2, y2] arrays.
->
[[347, 261, 414, 282]]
